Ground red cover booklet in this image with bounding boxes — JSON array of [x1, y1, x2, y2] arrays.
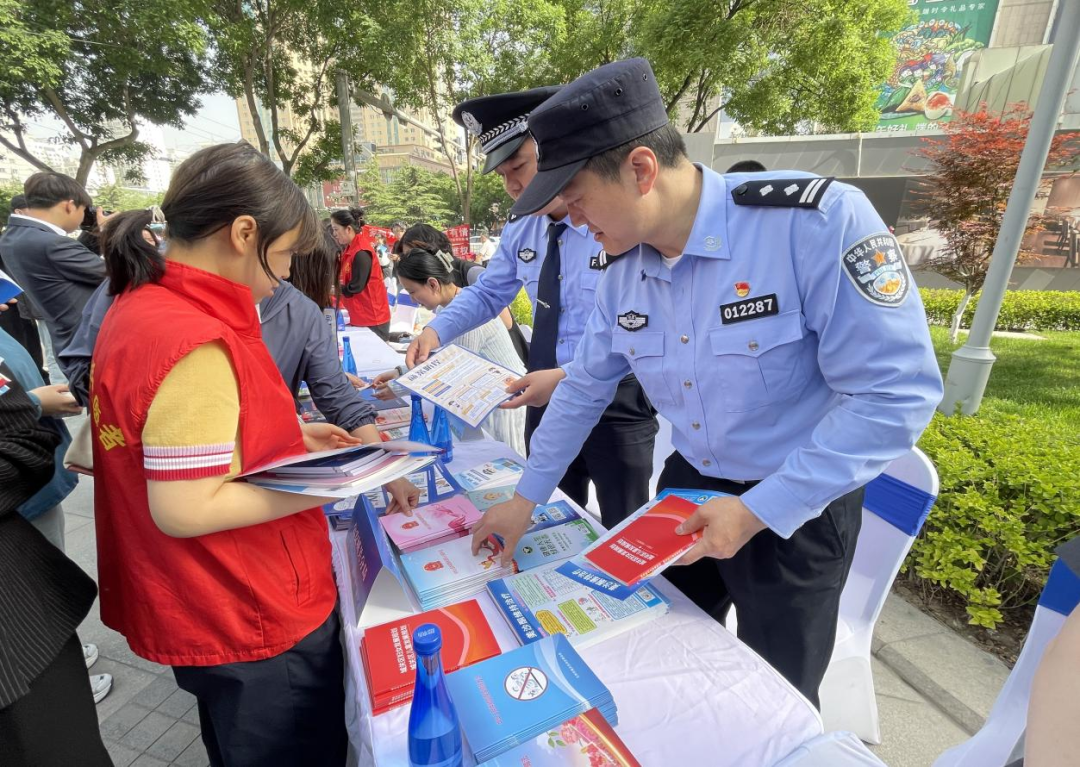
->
[[360, 599, 500, 714], [583, 495, 699, 586]]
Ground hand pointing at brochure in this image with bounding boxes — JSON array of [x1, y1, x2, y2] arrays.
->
[[471, 494, 536, 567]]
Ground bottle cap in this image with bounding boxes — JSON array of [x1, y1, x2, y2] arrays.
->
[[413, 623, 442, 655]]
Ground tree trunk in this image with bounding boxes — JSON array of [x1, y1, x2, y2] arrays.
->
[[75, 151, 98, 187], [949, 289, 973, 343]]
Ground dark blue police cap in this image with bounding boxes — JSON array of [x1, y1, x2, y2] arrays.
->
[[511, 58, 668, 216], [452, 86, 562, 174]]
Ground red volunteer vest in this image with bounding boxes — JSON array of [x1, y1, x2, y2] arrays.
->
[[90, 262, 336, 666], [337, 229, 390, 327]]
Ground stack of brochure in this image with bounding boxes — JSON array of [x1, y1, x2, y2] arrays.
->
[[379, 496, 484, 552], [480, 708, 641, 767], [400, 512, 600, 610], [454, 457, 524, 492], [359, 599, 500, 715], [488, 561, 671, 648], [445, 635, 617, 762], [240, 440, 438, 499]]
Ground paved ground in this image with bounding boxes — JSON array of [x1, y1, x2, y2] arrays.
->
[[61, 464, 1010, 766]]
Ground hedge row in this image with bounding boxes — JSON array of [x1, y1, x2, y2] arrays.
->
[[909, 406, 1080, 629], [920, 288, 1080, 332]]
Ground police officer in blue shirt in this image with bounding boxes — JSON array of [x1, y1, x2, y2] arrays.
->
[[408, 87, 658, 529], [470, 59, 944, 706]]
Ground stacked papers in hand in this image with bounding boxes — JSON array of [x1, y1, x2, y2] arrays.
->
[[400, 517, 599, 611], [480, 708, 641, 767], [241, 440, 439, 498], [359, 600, 500, 715], [454, 457, 523, 492], [379, 496, 483, 552], [446, 634, 617, 763], [556, 489, 726, 599], [488, 561, 670, 648]]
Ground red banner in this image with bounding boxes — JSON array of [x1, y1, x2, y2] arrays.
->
[[445, 224, 471, 259]]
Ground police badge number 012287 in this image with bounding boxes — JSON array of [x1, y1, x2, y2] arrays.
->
[[841, 233, 910, 307]]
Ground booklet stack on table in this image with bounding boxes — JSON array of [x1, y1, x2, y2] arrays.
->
[[378, 495, 484, 553], [488, 561, 671, 648], [399, 513, 600, 611], [358, 599, 500, 715], [445, 634, 617, 763], [480, 708, 641, 767]]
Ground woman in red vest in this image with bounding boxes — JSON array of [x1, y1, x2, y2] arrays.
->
[[331, 207, 391, 340], [90, 143, 355, 766]]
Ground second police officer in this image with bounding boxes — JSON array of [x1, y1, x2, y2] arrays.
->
[[468, 59, 944, 706], [408, 87, 659, 529]]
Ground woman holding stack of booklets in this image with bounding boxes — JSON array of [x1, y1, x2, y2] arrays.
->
[[88, 142, 363, 765]]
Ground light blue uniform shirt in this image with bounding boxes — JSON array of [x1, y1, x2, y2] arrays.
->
[[429, 213, 606, 367], [516, 166, 944, 538]]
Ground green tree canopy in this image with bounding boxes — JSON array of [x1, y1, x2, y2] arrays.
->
[[0, 0, 211, 185], [359, 161, 457, 229], [207, 0, 388, 178]]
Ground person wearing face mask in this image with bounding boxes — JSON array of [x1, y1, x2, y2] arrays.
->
[[90, 142, 357, 765], [407, 88, 658, 531]]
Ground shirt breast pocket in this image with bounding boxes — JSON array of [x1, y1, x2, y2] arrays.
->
[[580, 270, 601, 296], [517, 262, 542, 303], [611, 330, 673, 406], [708, 310, 811, 412]]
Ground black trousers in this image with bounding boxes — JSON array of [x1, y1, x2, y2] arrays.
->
[[173, 609, 347, 767], [525, 374, 657, 529], [658, 451, 863, 708], [0, 634, 111, 767]]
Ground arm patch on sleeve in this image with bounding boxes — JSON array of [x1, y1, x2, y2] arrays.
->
[[840, 233, 910, 306]]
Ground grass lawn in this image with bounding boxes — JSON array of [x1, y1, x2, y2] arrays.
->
[[929, 326, 1080, 435]]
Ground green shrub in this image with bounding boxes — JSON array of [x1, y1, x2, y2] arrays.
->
[[909, 405, 1080, 628], [920, 288, 1080, 332], [510, 288, 533, 327]]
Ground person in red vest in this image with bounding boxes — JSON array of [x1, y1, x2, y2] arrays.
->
[[330, 207, 391, 340], [90, 143, 356, 765]]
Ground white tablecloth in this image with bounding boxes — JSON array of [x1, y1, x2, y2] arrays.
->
[[331, 438, 823, 766]]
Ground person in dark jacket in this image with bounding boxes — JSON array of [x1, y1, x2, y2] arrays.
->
[[0, 360, 111, 766], [0, 173, 107, 367], [0, 194, 48, 379]]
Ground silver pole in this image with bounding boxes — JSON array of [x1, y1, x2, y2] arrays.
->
[[939, 0, 1080, 415], [335, 70, 358, 204]]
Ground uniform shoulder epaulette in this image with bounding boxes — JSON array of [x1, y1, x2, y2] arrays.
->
[[731, 177, 835, 210]]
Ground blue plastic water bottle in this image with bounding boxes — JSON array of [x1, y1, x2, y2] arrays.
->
[[409, 395, 431, 445], [342, 337, 358, 376], [407, 625, 462, 767], [428, 406, 453, 464], [336, 308, 347, 330]]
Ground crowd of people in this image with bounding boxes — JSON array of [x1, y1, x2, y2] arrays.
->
[[0, 55, 1074, 767]]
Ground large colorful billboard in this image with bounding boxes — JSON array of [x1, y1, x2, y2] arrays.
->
[[875, 0, 1001, 132]]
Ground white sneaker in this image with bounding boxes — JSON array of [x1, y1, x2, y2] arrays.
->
[[90, 673, 113, 704], [83, 643, 98, 669]]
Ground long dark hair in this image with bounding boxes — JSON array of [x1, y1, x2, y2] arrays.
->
[[396, 245, 456, 287], [398, 223, 476, 288], [330, 206, 365, 234], [289, 228, 338, 309], [102, 142, 319, 294]]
